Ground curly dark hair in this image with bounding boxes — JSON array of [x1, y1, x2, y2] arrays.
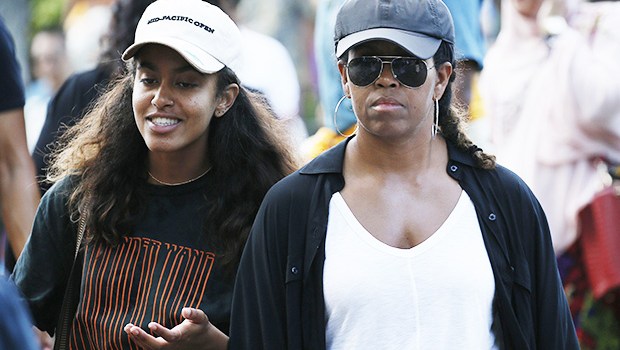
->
[[47, 64, 299, 269], [432, 41, 496, 169]]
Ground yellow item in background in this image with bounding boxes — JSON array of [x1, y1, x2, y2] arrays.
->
[[468, 73, 484, 122], [301, 125, 356, 163]]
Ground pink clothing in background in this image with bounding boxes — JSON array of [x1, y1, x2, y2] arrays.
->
[[479, 2, 620, 254]]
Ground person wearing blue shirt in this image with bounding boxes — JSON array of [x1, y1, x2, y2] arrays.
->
[[0, 276, 38, 350]]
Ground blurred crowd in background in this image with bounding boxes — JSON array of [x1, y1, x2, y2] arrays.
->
[[1, 0, 501, 143], [1, 0, 620, 348], [3, 0, 615, 155]]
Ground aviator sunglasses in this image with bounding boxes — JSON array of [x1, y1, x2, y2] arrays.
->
[[346, 56, 435, 88]]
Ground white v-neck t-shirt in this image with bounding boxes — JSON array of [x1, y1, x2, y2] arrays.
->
[[324, 191, 498, 350]]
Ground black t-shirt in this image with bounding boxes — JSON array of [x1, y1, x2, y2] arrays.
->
[[0, 17, 25, 273], [0, 17, 24, 112], [12, 174, 235, 348]]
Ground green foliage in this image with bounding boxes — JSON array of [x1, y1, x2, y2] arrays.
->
[[30, 0, 65, 34], [580, 292, 620, 350]]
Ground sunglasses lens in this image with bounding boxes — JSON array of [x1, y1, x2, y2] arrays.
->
[[392, 58, 428, 88], [347, 57, 382, 86]]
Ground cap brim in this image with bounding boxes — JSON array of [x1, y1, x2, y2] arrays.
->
[[122, 36, 225, 74], [335, 28, 441, 60]]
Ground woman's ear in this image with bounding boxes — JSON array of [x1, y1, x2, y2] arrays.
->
[[215, 83, 240, 117], [337, 61, 351, 97], [433, 61, 453, 101]]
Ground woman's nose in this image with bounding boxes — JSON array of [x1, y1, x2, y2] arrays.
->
[[151, 85, 174, 108], [375, 62, 398, 88]]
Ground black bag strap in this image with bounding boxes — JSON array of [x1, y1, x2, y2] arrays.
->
[[53, 210, 87, 350]]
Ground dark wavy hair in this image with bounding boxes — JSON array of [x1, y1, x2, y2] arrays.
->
[[432, 41, 496, 169], [338, 40, 495, 169], [47, 64, 299, 270]]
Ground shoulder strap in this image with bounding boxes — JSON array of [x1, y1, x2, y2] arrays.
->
[[73, 213, 87, 260], [53, 211, 87, 350]]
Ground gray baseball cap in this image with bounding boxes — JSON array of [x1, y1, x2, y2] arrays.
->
[[334, 0, 455, 59]]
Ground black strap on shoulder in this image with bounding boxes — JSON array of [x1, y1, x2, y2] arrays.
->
[[53, 210, 87, 350]]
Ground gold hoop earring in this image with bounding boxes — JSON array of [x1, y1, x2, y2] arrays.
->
[[432, 97, 439, 138], [333, 95, 357, 137]]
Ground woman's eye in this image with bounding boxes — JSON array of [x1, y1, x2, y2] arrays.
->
[[177, 82, 197, 88], [140, 78, 157, 85]]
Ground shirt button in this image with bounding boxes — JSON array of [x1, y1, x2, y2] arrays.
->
[[488, 213, 496, 221], [291, 266, 299, 275], [450, 165, 458, 172]]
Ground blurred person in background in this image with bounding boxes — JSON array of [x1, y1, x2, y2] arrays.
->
[[214, 0, 308, 148], [479, 0, 620, 346], [237, 0, 316, 137], [63, 0, 116, 72], [301, 0, 356, 162], [443, 0, 486, 119], [1, 14, 50, 350], [0, 1, 29, 83], [24, 27, 72, 153], [0, 276, 38, 350], [0, 17, 40, 275]]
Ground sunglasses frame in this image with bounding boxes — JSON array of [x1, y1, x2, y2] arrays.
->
[[345, 56, 435, 88]]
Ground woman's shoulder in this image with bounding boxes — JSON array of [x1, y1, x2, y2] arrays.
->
[[483, 161, 532, 189], [264, 169, 317, 202], [39, 175, 79, 208], [269, 143, 344, 196], [478, 164, 546, 219], [45, 175, 77, 194], [261, 173, 336, 217]]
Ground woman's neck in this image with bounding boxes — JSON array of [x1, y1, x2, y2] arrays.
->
[[147, 152, 211, 185], [346, 133, 447, 177]]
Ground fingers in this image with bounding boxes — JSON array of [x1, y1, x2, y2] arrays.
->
[[124, 323, 166, 349], [123, 308, 211, 349], [183, 308, 229, 349], [147, 321, 180, 342], [34, 326, 53, 350], [181, 307, 209, 324]]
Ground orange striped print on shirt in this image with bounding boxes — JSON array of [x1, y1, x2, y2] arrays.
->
[[68, 236, 215, 349]]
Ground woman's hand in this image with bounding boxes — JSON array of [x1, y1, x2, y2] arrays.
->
[[124, 307, 228, 350], [34, 327, 53, 350]]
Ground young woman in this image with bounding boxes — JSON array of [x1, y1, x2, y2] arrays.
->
[[227, 0, 578, 349], [11, 0, 297, 349]]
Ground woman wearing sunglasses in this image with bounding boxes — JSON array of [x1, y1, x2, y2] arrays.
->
[[227, 0, 578, 349]]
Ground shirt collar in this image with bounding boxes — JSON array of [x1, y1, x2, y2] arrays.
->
[[299, 135, 479, 175], [299, 137, 350, 175]]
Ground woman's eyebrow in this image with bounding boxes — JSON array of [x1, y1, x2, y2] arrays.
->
[[136, 61, 196, 74]]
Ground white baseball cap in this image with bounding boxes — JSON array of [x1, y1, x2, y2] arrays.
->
[[122, 0, 241, 74]]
